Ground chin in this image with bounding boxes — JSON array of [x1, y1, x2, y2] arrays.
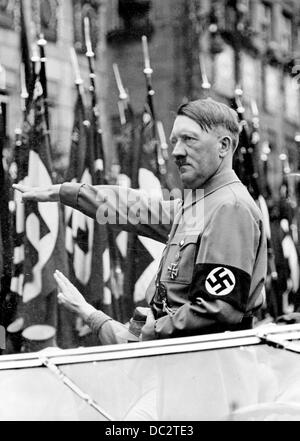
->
[[181, 176, 205, 190], [180, 173, 191, 188], [181, 179, 198, 190]]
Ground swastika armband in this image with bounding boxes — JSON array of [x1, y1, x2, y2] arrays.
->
[[188, 263, 251, 312]]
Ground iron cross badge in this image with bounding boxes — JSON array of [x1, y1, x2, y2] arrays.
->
[[168, 262, 179, 280]]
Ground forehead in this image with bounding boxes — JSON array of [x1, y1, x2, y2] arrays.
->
[[171, 115, 204, 135]]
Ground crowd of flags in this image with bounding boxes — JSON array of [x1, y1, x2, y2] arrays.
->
[[197, 17, 300, 323], [0, 1, 169, 352], [230, 86, 300, 323]]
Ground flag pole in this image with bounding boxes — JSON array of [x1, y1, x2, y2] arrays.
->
[[112, 63, 128, 101], [20, 63, 29, 115], [142, 35, 155, 119], [37, 34, 50, 133], [113, 63, 129, 126], [84, 16, 104, 181], [141, 35, 168, 183], [199, 53, 211, 91], [84, 17, 124, 322]]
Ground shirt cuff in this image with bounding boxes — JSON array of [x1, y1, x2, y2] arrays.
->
[[86, 310, 113, 333], [59, 182, 85, 208]]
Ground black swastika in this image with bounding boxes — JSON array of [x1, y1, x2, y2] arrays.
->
[[206, 268, 235, 294]]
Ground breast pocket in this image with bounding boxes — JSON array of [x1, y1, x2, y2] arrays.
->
[[160, 234, 199, 285]]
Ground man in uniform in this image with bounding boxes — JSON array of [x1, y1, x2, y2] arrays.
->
[[14, 98, 267, 341]]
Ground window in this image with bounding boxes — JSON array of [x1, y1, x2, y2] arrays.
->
[[73, 0, 100, 53], [107, 0, 153, 42], [224, 0, 237, 32], [236, 0, 251, 32], [281, 13, 293, 53], [286, 137, 299, 172], [264, 65, 281, 114], [259, 2, 272, 42], [214, 43, 235, 98], [241, 52, 259, 101], [284, 75, 300, 124], [265, 129, 281, 196], [106, 0, 120, 34], [296, 25, 300, 52], [40, 0, 58, 42], [31, 0, 58, 42], [118, 0, 151, 29], [0, 0, 14, 29], [224, 0, 252, 33]]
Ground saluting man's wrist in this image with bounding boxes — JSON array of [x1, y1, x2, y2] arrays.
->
[[80, 303, 97, 322], [50, 184, 62, 201]]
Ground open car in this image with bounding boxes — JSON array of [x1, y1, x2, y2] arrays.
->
[[1, 323, 300, 421]]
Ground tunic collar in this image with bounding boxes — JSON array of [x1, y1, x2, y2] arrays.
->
[[182, 169, 241, 208]]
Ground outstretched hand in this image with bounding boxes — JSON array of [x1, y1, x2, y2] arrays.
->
[[12, 183, 61, 202], [54, 270, 96, 321]]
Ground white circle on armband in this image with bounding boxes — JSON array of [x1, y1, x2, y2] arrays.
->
[[205, 267, 236, 296]]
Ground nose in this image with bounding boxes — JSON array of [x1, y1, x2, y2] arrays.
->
[[172, 139, 186, 159]]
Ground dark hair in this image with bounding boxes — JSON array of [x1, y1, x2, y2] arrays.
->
[[177, 98, 240, 151]]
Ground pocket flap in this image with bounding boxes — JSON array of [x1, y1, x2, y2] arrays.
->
[[161, 234, 200, 284], [170, 234, 199, 247]]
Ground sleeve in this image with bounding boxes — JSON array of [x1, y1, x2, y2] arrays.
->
[[86, 310, 129, 345], [59, 183, 180, 243], [141, 201, 261, 340]]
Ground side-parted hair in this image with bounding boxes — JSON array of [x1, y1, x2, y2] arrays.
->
[[177, 98, 240, 152]]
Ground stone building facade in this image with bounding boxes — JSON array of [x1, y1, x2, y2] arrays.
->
[[0, 0, 110, 177], [105, 0, 300, 198], [0, 0, 299, 198]]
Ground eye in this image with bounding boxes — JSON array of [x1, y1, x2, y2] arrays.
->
[[181, 135, 196, 143], [170, 137, 177, 147]]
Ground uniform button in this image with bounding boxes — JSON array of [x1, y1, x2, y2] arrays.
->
[[179, 239, 185, 247], [175, 252, 180, 260]]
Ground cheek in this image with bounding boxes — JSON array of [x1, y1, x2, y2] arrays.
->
[[187, 147, 203, 162], [189, 149, 212, 169], [203, 148, 219, 165]]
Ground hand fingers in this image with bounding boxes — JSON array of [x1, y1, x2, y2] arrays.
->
[[57, 270, 75, 287], [54, 271, 65, 286], [54, 271, 68, 292], [12, 184, 31, 193], [12, 184, 37, 203], [57, 293, 69, 307], [57, 293, 65, 304], [56, 270, 78, 291], [57, 291, 78, 310], [55, 271, 74, 294], [13, 185, 38, 202], [57, 292, 74, 306], [54, 271, 84, 307], [21, 192, 39, 201], [55, 272, 79, 303], [54, 269, 68, 282], [57, 293, 75, 312]]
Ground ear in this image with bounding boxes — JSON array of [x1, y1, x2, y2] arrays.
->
[[218, 136, 232, 157]]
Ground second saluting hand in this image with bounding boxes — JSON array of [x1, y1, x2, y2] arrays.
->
[[12, 183, 62, 202]]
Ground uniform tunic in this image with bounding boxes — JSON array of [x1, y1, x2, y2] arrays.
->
[[59, 169, 267, 341]]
